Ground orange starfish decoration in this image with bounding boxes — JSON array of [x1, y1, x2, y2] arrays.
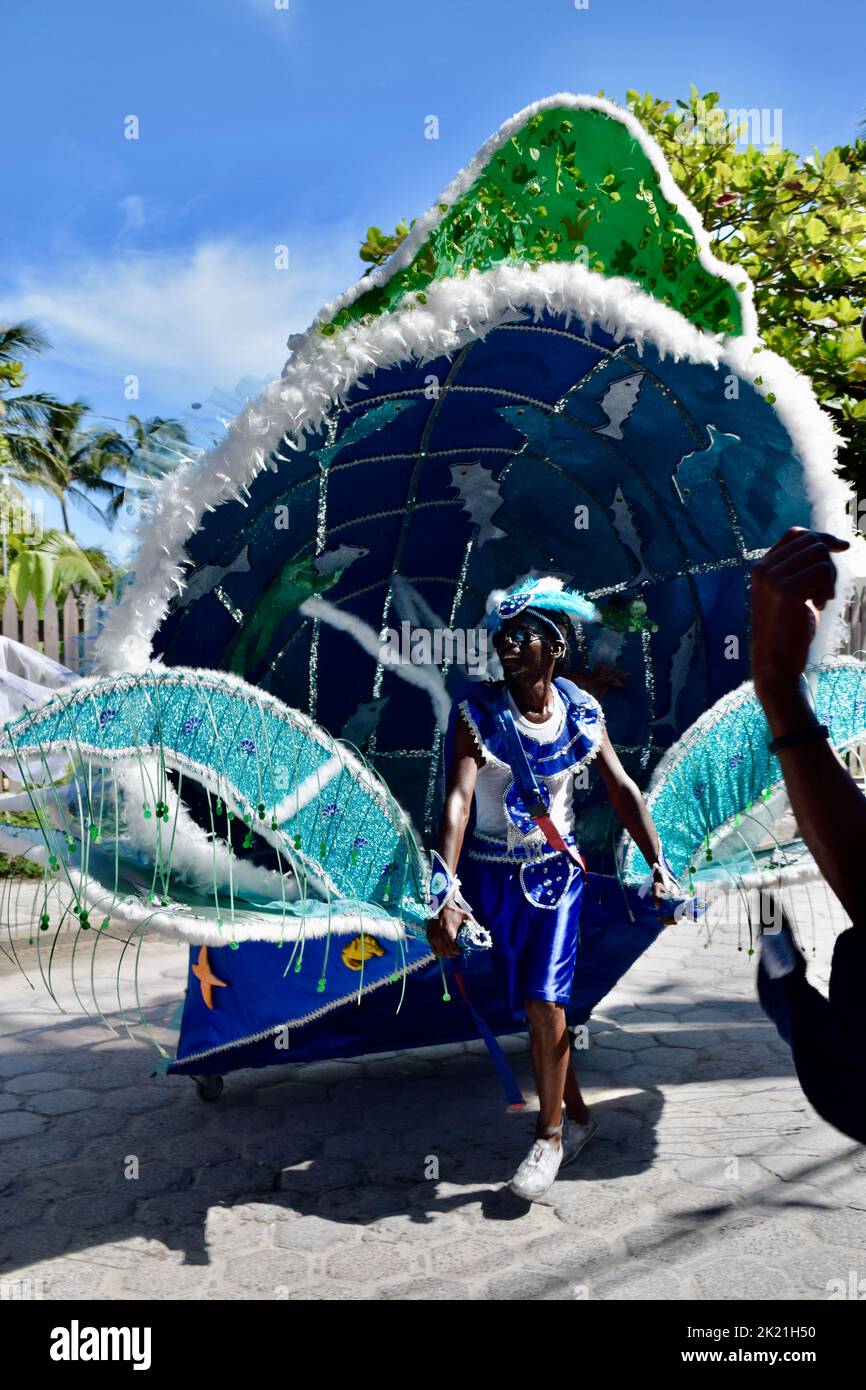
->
[[191, 945, 228, 1009]]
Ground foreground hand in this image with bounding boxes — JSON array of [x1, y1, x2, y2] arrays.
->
[[426, 905, 466, 958], [750, 527, 849, 695]]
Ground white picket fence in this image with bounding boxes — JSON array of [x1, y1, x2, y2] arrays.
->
[[1, 592, 103, 675], [846, 584, 866, 659]]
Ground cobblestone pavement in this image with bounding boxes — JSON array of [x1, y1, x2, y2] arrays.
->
[[1, 878, 864, 1301]]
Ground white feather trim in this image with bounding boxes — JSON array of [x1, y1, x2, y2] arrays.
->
[[113, 756, 301, 902]]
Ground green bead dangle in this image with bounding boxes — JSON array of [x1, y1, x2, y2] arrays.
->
[[293, 833, 301, 850], [230, 940, 239, 951], [48, 855, 58, 870], [143, 802, 152, 819], [442, 989, 451, 1002], [293, 956, 303, 973], [316, 977, 327, 993], [100, 917, 110, 931], [243, 832, 254, 849], [80, 913, 90, 930], [319, 841, 327, 860], [216, 798, 223, 815], [88, 823, 100, 842], [761, 787, 772, 801], [66, 835, 75, 851], [39, 913, 50, 931], [271, 818, 278, 830], [258, 802, 266, 821]]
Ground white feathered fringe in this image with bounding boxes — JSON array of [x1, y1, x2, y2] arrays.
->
[[62, 867, 415, 945], [0, 827, 416, 945], [113, 756, 301, 902]]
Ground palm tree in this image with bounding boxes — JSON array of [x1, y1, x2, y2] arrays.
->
[[2, 323, 192, 529], [5, 399, 129, 533], [2, 527, 113, 614], [0, 322, 58, 435], [1, 322, 143, 534], [124, 413, 190, 456], [98, 413, 191, 523]]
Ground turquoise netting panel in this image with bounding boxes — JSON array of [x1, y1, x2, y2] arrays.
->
[[0, 670, 427, 925], [621, 659, 866, 884]]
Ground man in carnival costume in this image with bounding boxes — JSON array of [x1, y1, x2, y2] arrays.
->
[[427, 576, 681, 1201]]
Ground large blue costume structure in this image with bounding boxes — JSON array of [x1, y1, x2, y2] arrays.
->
[[2, 94, 865, 1096]]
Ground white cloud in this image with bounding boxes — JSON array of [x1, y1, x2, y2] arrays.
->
[[0, 233, 359, 405], [118, 195, 146, 233]]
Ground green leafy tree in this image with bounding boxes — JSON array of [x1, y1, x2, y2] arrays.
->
[[359, 219, 416, 267], [0, 322, 58, 472], [97, 413, 191, 524], [1, 528, 112, 614], [623, 87, 866, 494]]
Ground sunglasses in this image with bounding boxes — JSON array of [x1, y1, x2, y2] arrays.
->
[[493, 624, 548, 649]]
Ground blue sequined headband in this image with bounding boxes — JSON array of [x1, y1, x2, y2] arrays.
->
[[483, 578, 599, 637]]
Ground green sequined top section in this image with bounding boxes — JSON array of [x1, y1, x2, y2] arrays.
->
[[323, 106, 744, 339]]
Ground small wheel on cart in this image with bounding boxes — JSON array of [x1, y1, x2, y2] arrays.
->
[[194, 1074, 224, 1102]]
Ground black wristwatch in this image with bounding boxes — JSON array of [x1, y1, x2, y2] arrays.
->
[[767, 722, 829, 755]]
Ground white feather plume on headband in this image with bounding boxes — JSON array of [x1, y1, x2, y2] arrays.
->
[[482, 575, 600, 634]]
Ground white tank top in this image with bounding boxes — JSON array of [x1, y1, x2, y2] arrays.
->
[[470, 687, 578, 839]]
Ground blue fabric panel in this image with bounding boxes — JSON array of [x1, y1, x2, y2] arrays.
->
[[169, 872, 668, 1075]]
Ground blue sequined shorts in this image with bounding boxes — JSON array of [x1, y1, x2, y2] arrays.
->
[[460, 837, 585, 1021]]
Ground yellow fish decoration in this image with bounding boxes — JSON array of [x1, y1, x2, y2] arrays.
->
[[340, 934, 386, 971]]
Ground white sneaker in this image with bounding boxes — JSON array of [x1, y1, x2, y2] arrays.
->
[[509, 1133, 564, 1201], [561, 1116, 598, 1168]]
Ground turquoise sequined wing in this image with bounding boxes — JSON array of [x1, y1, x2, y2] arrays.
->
[[0, 669, 428, 934], [619, 658, 866, 890]]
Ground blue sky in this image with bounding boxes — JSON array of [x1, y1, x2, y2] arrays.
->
[[3, 0, 864, 557]]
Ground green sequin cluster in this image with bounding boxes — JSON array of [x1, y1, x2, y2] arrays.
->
[[322, 107, 743, 340]]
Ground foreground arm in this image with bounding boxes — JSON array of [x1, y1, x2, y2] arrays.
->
[[751, 526, 866, 924]]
